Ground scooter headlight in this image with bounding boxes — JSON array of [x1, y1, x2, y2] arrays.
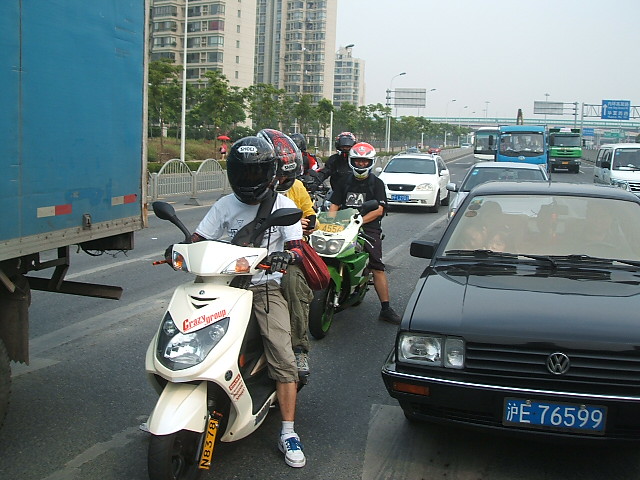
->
[[156, 312, 230, 370]]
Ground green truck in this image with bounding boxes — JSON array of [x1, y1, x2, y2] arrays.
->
[[548, 127, 582, 173]]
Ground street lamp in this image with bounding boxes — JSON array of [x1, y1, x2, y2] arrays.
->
[[419, 88, 437, 147], [444, 99, 456, 147], [544, 93, 550, 122], [385, 71, 406, 152], [180, 0, 190, 162], [458, 105, 468, 145], [484, 100, 490, 119]]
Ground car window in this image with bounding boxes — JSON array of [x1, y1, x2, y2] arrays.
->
[[385, 158, 436, 174], [613, 149, 640, 170], [461, 167, 545, 191]]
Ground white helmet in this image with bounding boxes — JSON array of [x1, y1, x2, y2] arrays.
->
[[348, 142, 376, 180]]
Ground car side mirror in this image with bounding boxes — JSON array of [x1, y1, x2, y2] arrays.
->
[[375, 166, 382, 174], [602, 161, 611, 169], [446, 182, 458, 192], [410, 240, 437, 259]]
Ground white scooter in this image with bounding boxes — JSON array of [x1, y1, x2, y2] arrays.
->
[[145, 201, 301, 480]]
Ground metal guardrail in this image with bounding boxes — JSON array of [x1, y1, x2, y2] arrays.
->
[[148, 149, 471, 203], [148, 158, 227, 203]]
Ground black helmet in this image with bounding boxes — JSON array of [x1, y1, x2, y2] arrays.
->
[[289, 133, 307, 152], [257, 129, 302, 192], [335, 131, 356, 153], [226, 136, 277, 204]]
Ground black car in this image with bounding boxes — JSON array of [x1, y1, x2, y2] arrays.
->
[[382, 181, 640, 440]]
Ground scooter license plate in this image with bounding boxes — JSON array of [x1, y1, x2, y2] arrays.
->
[[199, 417, 219, 469]]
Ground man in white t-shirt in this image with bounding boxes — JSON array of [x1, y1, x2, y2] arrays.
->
[[191, 136, 307, 468]]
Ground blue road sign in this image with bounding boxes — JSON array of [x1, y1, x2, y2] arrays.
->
[[582, 127, 595, 136], [602, 100, 630, 120]]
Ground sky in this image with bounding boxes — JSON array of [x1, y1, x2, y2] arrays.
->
[[335, 0, 639, 121]]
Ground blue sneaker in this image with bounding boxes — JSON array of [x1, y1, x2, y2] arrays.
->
[[278, 433, 306, 468]]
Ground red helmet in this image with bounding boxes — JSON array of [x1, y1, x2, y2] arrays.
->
[[349, 142, 376, 180], [256, 128, 302, 192], [335, 132, 356, 153]]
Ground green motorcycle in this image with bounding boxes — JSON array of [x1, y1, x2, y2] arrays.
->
[[307, 201, 378, 339]]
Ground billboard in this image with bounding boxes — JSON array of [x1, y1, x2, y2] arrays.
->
[[393, 88, 426, 108], [534, 101, 564, 115]]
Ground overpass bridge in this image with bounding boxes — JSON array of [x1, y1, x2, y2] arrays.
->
[[425, 116, 640, 132]]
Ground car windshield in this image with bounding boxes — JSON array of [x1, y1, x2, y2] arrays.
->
[[384, 157, 436, 174], [499, 132, 545, 156], [460, 167, 546, 191], [443, 194, 640, 262], [549, 134, 581, 147], [612, 149, 640, 170]]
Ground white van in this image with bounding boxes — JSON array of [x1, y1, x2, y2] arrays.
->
[[593, 143, 640, 196]]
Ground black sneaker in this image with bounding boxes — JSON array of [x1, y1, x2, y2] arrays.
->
[[378, 307, 401, 325]]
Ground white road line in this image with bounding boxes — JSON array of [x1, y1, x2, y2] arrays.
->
[[384, 215, 447, 263]]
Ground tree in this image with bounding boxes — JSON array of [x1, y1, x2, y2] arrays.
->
[[244, 83, 287, 131], [187, 71, 246, 139], [148, 59, 182, 155]]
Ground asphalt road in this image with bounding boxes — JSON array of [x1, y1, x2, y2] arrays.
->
[[2, 155, 639, 480]]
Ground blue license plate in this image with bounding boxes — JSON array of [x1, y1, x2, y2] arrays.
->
[[503, 398, 606, 435], [391, 194, 410, 202]]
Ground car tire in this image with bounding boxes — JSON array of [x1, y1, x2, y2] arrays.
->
[[428, 191, 440, 213]]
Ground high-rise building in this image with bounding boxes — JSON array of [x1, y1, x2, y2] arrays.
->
[[149, 0, 339, 103], [255, 0, 337, 104], [149, 0, 257, 88], [333, 45, 365, 108]]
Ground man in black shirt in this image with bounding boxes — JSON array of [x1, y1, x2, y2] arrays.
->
[[315, 131, 357, 193], [328, 142, 402, 325]]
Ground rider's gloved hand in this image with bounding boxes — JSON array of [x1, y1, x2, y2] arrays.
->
[[265, 250, 294, 273]]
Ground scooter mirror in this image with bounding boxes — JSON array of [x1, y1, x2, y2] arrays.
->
[[152, 201, 177, 221], [152, 201, 192, 244]]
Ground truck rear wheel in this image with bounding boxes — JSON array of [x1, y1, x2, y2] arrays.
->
[[0, 339, 10, 428]]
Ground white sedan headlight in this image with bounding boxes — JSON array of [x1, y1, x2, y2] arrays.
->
[[398, 333, 465, 368], [415, 183, 435, 191]]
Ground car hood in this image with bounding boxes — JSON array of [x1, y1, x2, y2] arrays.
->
[[407, 265, 640, 346], [379, 172, 437, 184]]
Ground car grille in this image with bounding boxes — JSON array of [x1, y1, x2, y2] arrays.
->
[[626, 181, 640, 194], [465, 343, 640, 392], [387, 184, 415, 192]]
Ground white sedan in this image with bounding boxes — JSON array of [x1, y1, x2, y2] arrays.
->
[[376, 153, 450, 212], [446, 161, 549, 220]]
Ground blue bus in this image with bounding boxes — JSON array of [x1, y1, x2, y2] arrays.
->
[[496, 125, 548, 168]]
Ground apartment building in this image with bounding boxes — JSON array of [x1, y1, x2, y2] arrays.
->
[[149, 0, 257, 88], [254, 0, 337, 104], [333, 44, 365, 108], [149, 0, 339, 104]]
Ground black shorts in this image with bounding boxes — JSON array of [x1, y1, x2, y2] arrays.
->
[[362, 228, 384, 271]]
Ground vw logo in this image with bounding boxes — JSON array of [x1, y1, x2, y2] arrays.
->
[[546, 352, 570, 375]]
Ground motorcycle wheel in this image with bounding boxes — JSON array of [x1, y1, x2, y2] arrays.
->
[[308, 282, 336, 339], [148, 430, 203, 480], [0, 339, 10, 428]]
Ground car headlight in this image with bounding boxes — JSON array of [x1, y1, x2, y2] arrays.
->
[[397, 333, 464, 368], [415, 183, 434, 191], [156, 312, 230, 370]]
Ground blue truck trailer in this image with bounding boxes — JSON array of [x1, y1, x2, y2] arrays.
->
[[496, 125, 548, 168], [0, 1, 148, 425]]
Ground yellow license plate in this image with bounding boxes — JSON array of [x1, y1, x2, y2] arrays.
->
[[199, 417, 219, 469], [317, 223, 344, 233]]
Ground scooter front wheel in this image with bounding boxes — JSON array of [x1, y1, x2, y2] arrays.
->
[[148, 430, 203, 480], [308, 282, 336, 339]]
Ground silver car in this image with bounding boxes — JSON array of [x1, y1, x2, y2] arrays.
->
[[446, 162, 549, 220]]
